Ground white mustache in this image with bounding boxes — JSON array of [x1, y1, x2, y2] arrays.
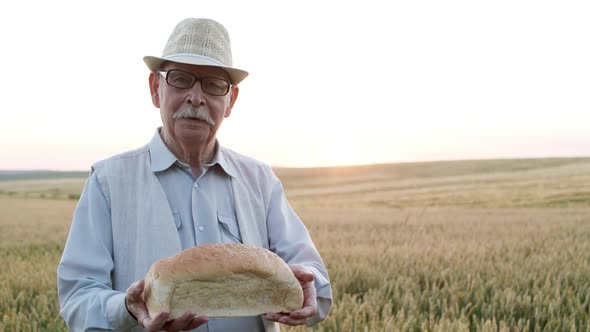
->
[[173, 105, 215, 126]]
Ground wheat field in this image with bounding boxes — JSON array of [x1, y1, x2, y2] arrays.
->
[[1, 158, 590, 331]]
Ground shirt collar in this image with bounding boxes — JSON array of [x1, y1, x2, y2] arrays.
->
[[148, 128, 236, 178], [148, 129, 177, 172]]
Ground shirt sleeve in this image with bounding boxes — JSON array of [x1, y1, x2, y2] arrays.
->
[[57, 171, 138, 331], [265, 176, 333, 325]]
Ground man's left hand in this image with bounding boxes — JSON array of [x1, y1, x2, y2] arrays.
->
[[263, 264, 317, 326]]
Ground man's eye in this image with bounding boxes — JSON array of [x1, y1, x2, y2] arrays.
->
[[204, 79, 228, 91], [205, 81, 222, 89], [170, 76, 192, 86]]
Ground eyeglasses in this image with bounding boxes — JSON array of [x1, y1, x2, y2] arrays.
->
[[159, 69, 231, 96]]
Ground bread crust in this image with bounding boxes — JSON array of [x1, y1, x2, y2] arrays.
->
[[144, 243, 304, 318]]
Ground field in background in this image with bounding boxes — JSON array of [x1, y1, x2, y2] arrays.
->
[[1, 158, 590, 331]]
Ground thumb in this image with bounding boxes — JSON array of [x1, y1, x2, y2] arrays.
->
[[293, 269, 315, 283], [127, 280, 145, 302]]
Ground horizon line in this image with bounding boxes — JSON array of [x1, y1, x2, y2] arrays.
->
[[2, 154, 590, 173]]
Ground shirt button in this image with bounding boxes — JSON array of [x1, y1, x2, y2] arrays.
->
[[198, 226, 205, 232]]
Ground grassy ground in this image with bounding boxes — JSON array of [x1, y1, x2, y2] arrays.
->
[[1, 157, 589, 331]]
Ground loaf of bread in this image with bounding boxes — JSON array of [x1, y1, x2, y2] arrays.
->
[[144, 243, 304, 318]]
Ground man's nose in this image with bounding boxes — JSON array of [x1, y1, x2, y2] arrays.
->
[[186, 81, 206, 105]]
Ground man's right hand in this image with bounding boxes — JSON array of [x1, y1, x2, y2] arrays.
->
[[125, 279, 209, 332]]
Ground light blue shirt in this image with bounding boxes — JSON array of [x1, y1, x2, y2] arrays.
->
[[150, 130, 264, 331], [57, 129, 332, 332], [150, 130, 241, 248]]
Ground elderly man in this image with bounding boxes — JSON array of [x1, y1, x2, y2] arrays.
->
[[57, 18, 332, 332]]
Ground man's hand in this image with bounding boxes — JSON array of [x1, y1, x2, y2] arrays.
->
[[263, 264, 317, 326], [125, 280, 209, 332]]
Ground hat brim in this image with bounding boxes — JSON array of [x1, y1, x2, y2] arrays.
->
[[144, 55, 249, 84]]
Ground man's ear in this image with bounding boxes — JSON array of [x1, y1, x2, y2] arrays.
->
[[149, 72, 160, 108], [224, 85, 239, 118]]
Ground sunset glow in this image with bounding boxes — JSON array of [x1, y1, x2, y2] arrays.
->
[[1, 1, 589, 170]]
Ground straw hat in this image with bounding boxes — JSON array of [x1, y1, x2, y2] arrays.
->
[[144, 18, 248, 84]]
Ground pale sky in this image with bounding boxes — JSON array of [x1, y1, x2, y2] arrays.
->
[[1, 0, 589, 170]]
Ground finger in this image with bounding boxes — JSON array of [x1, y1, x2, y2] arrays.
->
[[302, 285, 317, 308], [162, 312, 196, 332], [141, 312, 169, 332], [277, 315, 307, 326], [184, 315, 209, 330], [292, 269, 315, 284], [289, 305, 316, 319], [296, 270, 314, 281], [290, 281, 318, 319], [126, 280, 145, 301], [126, 284, 153, 326]]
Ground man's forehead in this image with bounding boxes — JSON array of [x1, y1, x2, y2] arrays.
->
[[160, 62, 230, 80]]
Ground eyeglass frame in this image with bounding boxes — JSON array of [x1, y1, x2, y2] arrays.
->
[[158, 69, 232, 96]]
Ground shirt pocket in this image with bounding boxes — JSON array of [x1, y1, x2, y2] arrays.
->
[[217, 211, 242, 244]]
